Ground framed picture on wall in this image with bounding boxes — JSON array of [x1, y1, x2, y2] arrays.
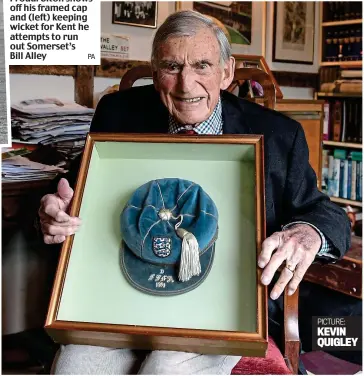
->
[[176, 1, 266, 56], [272, 2, 315, 64], [112, 2, 158, 29]]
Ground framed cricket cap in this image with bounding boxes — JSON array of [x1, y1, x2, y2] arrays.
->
[[120, 178, 219, 296]]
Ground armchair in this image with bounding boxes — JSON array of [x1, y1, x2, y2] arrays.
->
[[119, 64, 300, 374]]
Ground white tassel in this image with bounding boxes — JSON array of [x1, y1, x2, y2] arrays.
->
[[176, 228, 201, 282]]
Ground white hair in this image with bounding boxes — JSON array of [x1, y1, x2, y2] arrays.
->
[[151, 10, 232, 69]]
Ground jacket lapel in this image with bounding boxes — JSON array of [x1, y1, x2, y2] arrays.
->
[[150, 88, 170, 133], [221, 91, 252, 135]]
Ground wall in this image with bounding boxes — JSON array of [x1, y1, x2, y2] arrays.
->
[[101, 1, 174, 61], [9, 1, 321, 104], [10, 2, 174, 103], [10, 75, 75, 103], [265, 2, 320, 73], [265, 2, 321, 99]]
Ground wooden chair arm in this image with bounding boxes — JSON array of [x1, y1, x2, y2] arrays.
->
[[227, 67, 277, 110], [283, 287, 300, 374], [119, 64, 152, 91]]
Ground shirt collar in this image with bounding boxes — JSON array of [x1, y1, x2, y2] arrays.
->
[[168, 97, 223, 135]]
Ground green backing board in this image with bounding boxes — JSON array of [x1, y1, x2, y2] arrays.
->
[[58, 141, 258, 333]]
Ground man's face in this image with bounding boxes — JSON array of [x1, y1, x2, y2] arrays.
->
[[153, 28, 235, 125]]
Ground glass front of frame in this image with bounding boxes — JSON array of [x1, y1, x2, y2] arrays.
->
[[57, 140, 259, 334]]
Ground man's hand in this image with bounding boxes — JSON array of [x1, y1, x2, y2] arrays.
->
[[38, 178, 82, 244], [258, 224, 321, 300]]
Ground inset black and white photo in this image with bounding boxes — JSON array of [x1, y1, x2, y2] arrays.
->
[[112, 2, 158, 29], [0, 0, 9, 145]]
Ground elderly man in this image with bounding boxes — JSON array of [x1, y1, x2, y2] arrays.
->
[[39, 10, 351, 375]]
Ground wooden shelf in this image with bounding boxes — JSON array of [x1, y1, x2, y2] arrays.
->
[[317, 92, 362, 98], [323, 141, 363, 149], [320, 61, 362, 67], [322, 19, 362, 27], [330, 196, 362, 207]]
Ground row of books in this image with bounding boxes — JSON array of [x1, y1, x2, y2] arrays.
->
[[323, 2, 362, 22], [322, 149, 362, 201], [323, 28, 362, 62], [323, 99, 362, 143], [319, 66, 362, 85]]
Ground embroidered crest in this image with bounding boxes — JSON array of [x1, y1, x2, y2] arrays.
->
[[153, 237, 172, 258]]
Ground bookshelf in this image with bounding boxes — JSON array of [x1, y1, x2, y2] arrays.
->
[[330, 197, 362, 208], [317, 92, 361, 98], [319, 2, 362, 66], [322, 19, 363, 27], [323, 141, 362, 149], [318, 2, 363, 217], [320, 61, 362, 67]]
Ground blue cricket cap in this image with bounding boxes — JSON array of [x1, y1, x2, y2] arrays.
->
[[120, 178, 218, 296]]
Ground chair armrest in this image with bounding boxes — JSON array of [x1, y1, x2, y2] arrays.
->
[[119, 65, 152, 91], [283, 287, 300, 374]]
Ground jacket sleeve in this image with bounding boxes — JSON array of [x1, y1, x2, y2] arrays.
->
[[282, 123, 351, 259], [89, 93, 111, 133]]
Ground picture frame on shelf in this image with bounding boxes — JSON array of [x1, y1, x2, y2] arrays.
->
[[272, 1, 315, 64], [112, 2, 158, 29], [176, 1, 266, 56], [45, 133, 268, 356]]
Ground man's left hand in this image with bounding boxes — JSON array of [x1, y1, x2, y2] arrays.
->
[[258, 224, 321, 300]]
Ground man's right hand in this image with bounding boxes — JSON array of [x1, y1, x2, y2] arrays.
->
[[38, 178, 82, 244]]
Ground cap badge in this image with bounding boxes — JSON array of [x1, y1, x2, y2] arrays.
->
[[153, 237, 172, 258]]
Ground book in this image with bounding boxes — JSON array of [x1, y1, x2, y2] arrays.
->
[[341, 69, 362, 79], [341, 101, 347, 142], [327, 155, 336, 197], [333, 149, 347, 160], [347, 157, 352, 200], [351, 151, 362, 162], [339, 159, 348, 198], [356, 162, 360, 201], [358, 101, 362, 143], [332, 101, 342, 142], [357, 161, 362, 201], [346, 101, 353, 142], [322, 149, 330, 193], [331, 158, 341, 197], [323, 102, 330, 140], [351, 160, 357, 201], [353, 102, 360, 143]]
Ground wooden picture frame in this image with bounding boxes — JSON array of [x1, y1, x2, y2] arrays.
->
[[112, 2, 158, 29], [176, 1, 266, 56], [45, 133, 268, 356], [272, 2, 315, 65]]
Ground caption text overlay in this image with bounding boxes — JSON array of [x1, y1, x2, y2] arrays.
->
[[312, 316, 362, 352], [5, 0, 100, 65]]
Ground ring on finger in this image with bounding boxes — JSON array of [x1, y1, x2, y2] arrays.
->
[[285, 264, 296, 273]]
